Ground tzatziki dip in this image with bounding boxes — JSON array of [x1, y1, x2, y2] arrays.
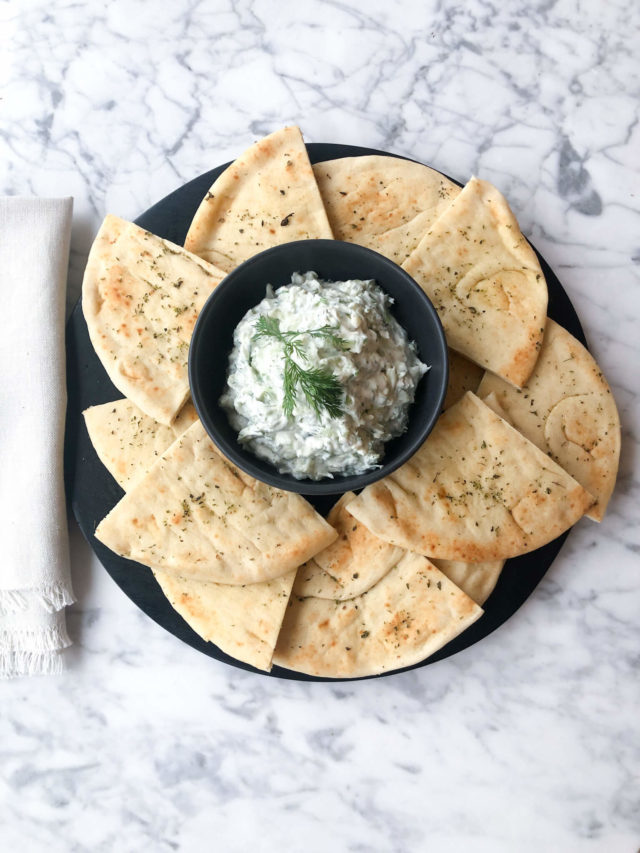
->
[[220, 271, 428, 480]]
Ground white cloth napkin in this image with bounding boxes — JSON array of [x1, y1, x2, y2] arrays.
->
[[0, 197, 76, 677]]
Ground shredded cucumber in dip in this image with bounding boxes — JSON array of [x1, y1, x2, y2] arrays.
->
[[220, 271, 428, 480]]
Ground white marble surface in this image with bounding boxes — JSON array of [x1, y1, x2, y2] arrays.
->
[[1, 0, 639, 850]]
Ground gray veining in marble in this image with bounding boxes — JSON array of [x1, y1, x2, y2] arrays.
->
[[1, 0, 639, 850]]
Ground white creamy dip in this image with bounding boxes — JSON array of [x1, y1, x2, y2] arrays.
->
[[220, 271, 428, 480]]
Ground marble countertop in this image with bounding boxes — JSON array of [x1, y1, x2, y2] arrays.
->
[[1, 1, 639, 850]]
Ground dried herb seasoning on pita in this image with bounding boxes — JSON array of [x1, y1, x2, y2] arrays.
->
[[346, 392, 594, 562], [477, 319, 620, 521], [82, 215, 226, 425], [95, 420, 337, 585], [83, 398, 198, 490], [402, 177, 548, 388], [313, 155, 460, 264], [184, 126, 334, 271], [273, 552, 482, 678]]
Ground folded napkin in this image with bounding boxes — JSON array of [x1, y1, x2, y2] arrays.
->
[[0, 197, 76, 677]]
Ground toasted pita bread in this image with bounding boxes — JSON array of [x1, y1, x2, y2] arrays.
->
[[153, 568, 295, 672], [294, 491, 503, 606], [443, 349, 484, 411], [477, 319, 620, 521], [273, 552, 482, 678], [95, 420, 337, 584], [293, 492, 404, 601], [346, 392, 594, 562], [402, 177, 548, 387], [431, 558, 504, 606], [82, 215, 225, 425], [85, 403, 296, 670], [313, 155, 460, 264], [83, 399, 198, 490], [184, 126, 333, 271]]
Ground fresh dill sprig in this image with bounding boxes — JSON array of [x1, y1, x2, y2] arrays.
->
[[282, 360, 344, 419], [253, 316, 349, 418]]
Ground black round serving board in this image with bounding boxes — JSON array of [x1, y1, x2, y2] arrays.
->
[[65, 142, 586, 681]]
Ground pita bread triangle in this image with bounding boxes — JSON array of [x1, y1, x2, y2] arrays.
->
[[273, 551, 482, 678], [313, 154, 460, 265], [84, 402, 297, 671], [184, 126, 334, 272], [345, 392, 594, 562], [83, 398, 198, 490], [402, 177, 548, 388], [94, 420, 337, 585], [152, 568, 296, 672], [477, 318, 620, 521], [82, 215, 226, 425], [430, 558, 504, 606]]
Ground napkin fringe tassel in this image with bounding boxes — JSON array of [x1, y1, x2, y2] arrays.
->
[[0, 582, 75, 614], [0, 649, 65, 679], [0, 623, 72, 653]]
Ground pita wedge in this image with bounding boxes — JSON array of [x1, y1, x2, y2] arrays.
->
[[82, 215, 225, 425], [85, 403, 295, 670], [346, 392, 594, 562], [402, 177, 548, 387], [184, 126, 333, 272], [293, 493, 404, 601], [313, 155, 460, 264], [153, 568, 296, 672], [95, 420, 337, 584], [273, 552, 482, 678], [477, 319, 620, 521], [294, 492, 503, 606], [430, 558, 505, 606], [83, 399, 198, 490], [443, 349, 485, 411]]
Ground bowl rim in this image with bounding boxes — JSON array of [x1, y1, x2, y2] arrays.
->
[[188, 238, 449, 495]]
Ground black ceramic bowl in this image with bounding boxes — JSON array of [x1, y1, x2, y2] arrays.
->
[[189, 239, 448, 496]]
